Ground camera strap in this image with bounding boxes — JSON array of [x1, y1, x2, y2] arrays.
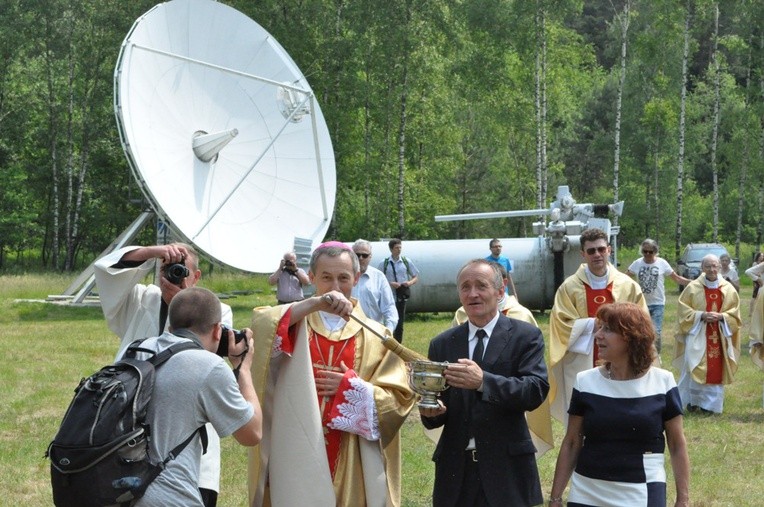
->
[[229, 342, 249, 380], [158, 298, 169, 335]]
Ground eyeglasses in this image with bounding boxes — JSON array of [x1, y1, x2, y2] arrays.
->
[[355, 253, 370, 259], [585, 246, 608, 255], [642, 250, 655, 255]]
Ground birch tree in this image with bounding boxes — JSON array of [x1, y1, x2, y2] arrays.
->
[[709, 2, 721, 242], [675, 0, 692, 260], [734, 32, 754, 260], [395, 2, 412, 239], [611, 0, 631, 224], [535, 0, 548, 212]]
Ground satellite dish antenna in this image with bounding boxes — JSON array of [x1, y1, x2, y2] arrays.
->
[[113, 0, 336, 273]]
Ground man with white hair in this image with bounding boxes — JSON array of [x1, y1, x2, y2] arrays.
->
[[351, 239, 398, 332], [674, 254, 741, 414]]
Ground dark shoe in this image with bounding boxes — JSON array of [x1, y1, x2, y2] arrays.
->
[[686, 404, 698, 413]]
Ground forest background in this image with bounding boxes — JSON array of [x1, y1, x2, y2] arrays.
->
[[1, 0, 764, 273]]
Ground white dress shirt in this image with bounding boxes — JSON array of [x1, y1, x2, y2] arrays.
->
[[352, 266, 399, 331]]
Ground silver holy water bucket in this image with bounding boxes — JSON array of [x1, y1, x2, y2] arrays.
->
[[407, 360, 449, 409]]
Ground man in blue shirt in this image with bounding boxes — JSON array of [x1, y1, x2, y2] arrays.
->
[[486, 238, 518, 299]]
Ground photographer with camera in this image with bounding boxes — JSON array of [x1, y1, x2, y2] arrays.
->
[[120, 287, 262, 506], [94, 242, 232, 506], [268, 251, 310, 304]]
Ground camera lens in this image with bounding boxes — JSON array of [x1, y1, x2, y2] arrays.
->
[[164, 263, 190, 285]]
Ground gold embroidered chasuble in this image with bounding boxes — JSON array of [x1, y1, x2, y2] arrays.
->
[[247, 302, 415, 507], [674, 275, 741, 385], [548, 264, 646, 422]]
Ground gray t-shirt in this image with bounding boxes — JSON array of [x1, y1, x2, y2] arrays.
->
[[127, 331, 254, 507], [628, 257, 674, 306]]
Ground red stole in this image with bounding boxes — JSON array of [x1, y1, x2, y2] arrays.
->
[[585, 283, 614, 364], [704, 286, 723, 384], [307, 328, 356, 478]]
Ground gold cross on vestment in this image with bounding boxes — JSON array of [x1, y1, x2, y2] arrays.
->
[[313, 362, 343, 372], [315, 344, 336, 423]]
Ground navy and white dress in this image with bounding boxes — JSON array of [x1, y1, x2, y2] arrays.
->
[[567, 367, 683, 507]]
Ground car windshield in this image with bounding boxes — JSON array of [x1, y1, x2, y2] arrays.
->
[[686, 247, 725, 263]]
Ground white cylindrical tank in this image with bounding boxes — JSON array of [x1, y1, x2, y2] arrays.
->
[[365, 236, 585, 313]]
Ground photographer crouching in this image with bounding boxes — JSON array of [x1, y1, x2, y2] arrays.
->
[[93, 242, 233, 506], [268, 251, 310, 304]]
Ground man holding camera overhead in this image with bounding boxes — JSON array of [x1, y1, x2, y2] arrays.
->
[[94, 243, 232, 507], [268, 251, 310, 304]]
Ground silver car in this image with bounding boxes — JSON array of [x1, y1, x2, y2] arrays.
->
[[676, 242, 734, 291]]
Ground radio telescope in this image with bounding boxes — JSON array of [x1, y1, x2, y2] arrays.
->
[[114, 0, 335, 273]]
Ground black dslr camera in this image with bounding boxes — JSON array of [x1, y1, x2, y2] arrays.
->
[[282, 260, 297, 273], [216, 326, 248, 357], [164, 259, 190, 285]]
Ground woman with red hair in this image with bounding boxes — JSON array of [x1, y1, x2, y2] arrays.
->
[[549, 302, 690, 507]]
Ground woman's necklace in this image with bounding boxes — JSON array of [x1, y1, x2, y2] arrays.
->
[[606, 364, 638, 381]]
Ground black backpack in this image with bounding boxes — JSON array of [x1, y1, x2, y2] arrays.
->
[[46, 338, 206, 507]]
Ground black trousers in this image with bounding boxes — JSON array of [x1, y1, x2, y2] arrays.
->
[[454, 450, 490, 506], [200, 488, 217, 507], [393, 299, 406, 342]]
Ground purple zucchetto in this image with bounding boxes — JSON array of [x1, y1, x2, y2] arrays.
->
[[315, 241, 352, 251]]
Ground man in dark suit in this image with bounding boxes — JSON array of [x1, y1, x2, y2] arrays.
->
[[420, 259, 549, 507]]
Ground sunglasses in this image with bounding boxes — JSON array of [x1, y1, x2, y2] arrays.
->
[[642, 250, 655, 254], [585, 246, 608, 255], [355, 253, 370, 259]]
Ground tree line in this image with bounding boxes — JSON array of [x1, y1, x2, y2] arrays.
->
[[0, 0, 762, 272]]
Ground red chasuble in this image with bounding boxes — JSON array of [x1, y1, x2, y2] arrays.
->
[[704, 286, 724, 384], [585, 283, 614, 364], [307, 328, 356, 477]]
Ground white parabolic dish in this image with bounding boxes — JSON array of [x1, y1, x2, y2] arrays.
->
[[114, 0, 336, 273]]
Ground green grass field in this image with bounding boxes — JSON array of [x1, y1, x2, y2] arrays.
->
[[1, 272, 762, 506]]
